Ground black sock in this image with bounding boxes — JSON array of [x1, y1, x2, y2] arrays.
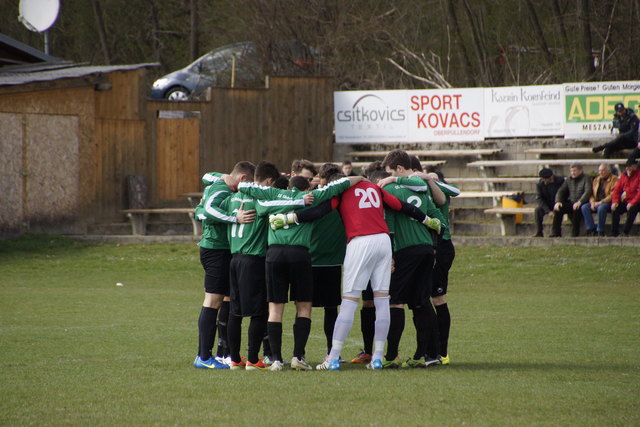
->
[[216, 301, 230, 357], [293, 317, 312, 359], [323, 307, 338, 355], [267, 322, 283, 362], [361, 306, 376, 355], [227, 314, 243, 363], [425, 304, 440, 359], [262, 333, 272, 358], [248, 315, 267, 364], [385, 307, 405, 361], [197, 306, 218, 360], [412, 307, 428, 360], [435, 303, 451, 356]]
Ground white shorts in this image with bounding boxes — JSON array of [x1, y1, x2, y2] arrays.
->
[[342, 233, 392, 295]]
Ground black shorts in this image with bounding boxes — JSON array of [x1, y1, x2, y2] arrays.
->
[[312, 266, 342, 307], [432, 238, 455, 297], [389, 245, 434, 309], [200, 247, 231, 295], [362, 282, 374, 301], [266, 245, 313, 304], [229, 254, 268, 317]]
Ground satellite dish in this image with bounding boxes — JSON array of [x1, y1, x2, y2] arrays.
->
[[19, 0, 60, 33]]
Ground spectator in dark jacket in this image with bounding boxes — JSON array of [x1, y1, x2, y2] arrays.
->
[[552, 164, 592, 237], [533, 168, 564, 237], [610, 159, 640, 236], [592, 103, 639, 158]]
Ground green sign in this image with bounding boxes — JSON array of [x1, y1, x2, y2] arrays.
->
[[565, 93, 640, 122]]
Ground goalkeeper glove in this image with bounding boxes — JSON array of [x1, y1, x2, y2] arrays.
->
[[423, 216, 441, 234], [269, 212, 298, 230]]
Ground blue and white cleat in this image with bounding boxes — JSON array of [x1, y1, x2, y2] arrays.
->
[[316, 359, 341, 370], [194, 355, 230, 369], [366, 358, 383, 370]]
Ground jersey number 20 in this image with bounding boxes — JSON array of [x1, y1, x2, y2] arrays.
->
[[355, 188, 381, 209]]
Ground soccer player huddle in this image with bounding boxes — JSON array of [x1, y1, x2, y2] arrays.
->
[[192, 150, 460, 371]]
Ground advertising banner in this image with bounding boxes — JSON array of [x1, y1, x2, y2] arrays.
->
[[484, 85, 563, 137], [406, 88, 484, 142], [334, 90, 408, 143], [564, 81, 640, 138]]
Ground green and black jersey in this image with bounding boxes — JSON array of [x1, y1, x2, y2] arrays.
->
[[195, 172, 237, 250], [310, 210, 346, 266]]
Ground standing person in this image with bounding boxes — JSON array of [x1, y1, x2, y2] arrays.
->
[[552, 164, 592, 237], [533, 168, 565, 238], [420, 167, 460, 365], [310, 164, 348, 360], [376, 150, 447, 368], [342, 160, 358, 176], [291, 159, 319, 189], [610, 159, 640, 237], [592, 103, 639, 158], [192, 162, 256, 370], [223, 161, 291, 371], [581, 164, 619, 237], [238, 174, 361, 371]]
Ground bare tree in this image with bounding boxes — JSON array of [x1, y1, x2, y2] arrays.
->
[[577, 0, 595, 80], [91, 0, 111, 64]]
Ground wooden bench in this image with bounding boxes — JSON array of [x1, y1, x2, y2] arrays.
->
[[346, 149, 502, 158], [467, 158, 624, 168], [525, 148, 632, 156], [122, 208, 200, 236], [484, 207, 536, 236], [179, 192, 203, 207], [456, 191, 525, 199], [313, 160, 447, 169], [447, 177, 538, 184]]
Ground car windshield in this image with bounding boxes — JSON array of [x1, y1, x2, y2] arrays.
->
[[192, 43, 256, 77]]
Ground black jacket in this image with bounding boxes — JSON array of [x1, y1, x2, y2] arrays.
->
[[612, 109, 639, 140], [536, 175, 564, 212]]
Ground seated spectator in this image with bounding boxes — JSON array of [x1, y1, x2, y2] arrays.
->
[[533, 168, 564, 237], [592, 103, 639, 158], [552, 164, 592, 237], [341, 160, 358, 176], [610, 159, 640, 237], [581, 164, 619, 236]]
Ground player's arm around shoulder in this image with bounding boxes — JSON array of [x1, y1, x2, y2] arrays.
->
[[310, 176, 358, 204], [195, 185, 237, 224]]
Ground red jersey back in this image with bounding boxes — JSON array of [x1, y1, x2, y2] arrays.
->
[[338, 181, 390, 242]]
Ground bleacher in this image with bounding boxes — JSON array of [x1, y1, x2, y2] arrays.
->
[[334, 137, 638, 237]]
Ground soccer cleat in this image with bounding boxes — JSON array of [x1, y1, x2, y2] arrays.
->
[[194, 356, 230, 369], [440, 354, 450, 365], [262, 355, 273, 366], [246, 359, 268, 371], [230, 360, 246, 370], [402, 357, 427, 369], [268, 360, 284, 371], [291, 356, 313, 371], [366, 359, 383, 370], [382, 356, 402, 369], [316, 358, 341, 370], [350, 350, 372, 364], [215, 356, 227, 366], [424, 356, 442, 367]]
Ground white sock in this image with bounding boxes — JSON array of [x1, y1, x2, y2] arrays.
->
[[328, 299, 358, 362], [373, 296, 390, 361]]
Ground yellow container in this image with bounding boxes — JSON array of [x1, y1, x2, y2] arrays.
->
[[502, 196, 524, 224]]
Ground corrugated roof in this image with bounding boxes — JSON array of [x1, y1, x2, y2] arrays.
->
[[0, 63, 159, 86]]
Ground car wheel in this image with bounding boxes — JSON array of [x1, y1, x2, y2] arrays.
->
[[165, 86, 190, 101]]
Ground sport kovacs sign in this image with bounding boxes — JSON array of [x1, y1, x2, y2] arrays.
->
[[334, 91, 408, 142]]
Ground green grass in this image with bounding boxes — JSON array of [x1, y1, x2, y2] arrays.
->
[[1, 235, 638, 425]]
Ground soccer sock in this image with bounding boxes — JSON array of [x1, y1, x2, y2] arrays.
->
[[425, 304, 440, 358], [248, 315, 267, 364], [385, 307, 405, 361], [328, 299, 358, 362], [412, 306, 428, 360], [323, 307, 338, 355], [293, 316, 312, 359], [361, 306, 376, 355], [435, 303, 451, 356], [227, 314, 243, 363], [197, 306, 218, 360], [216, 301, 230, 357], [373, 297, 390, 362], [262, 333, 272, 358], [267, 321, 283, 362]]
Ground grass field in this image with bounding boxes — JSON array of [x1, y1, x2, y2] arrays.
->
[[0, 235, 638, 426]]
